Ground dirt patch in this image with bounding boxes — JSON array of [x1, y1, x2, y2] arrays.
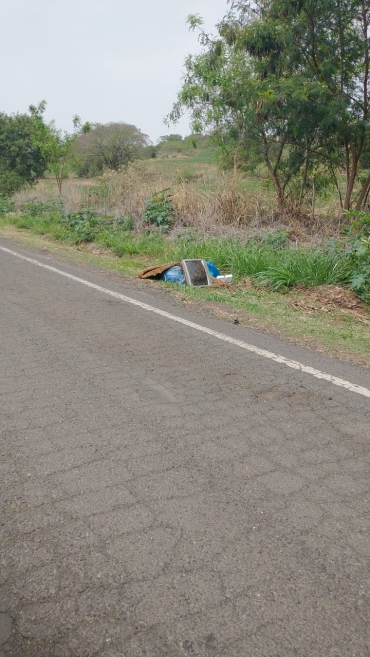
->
[[288, 285, 370, 324]]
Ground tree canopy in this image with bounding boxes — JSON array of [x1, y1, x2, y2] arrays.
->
[[0, 101, 90, 195], [170, 0, 370, 211], [29, 101, 91, 194], [0, 109, 48, 195], [73, 122, 150, 176]]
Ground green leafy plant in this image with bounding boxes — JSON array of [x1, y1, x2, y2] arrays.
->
[[342, 211, 370, 301], [144, 189, 174, 230], [64, 207, 102, 243], [116, 215, 135, 231], [0, 171, 27, 196], [0, 193, 14, 215], [20, 198, 64, 218]]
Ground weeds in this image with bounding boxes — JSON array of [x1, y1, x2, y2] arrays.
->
[[2, 199, 359, 297], [63, 208, 103, 243], [341, 211, 370, 302], [0, 194, 14, 215], [144, 189, 174, 230], [12, 161, 278, 230], [20, 198, 63, 218], [253, 251, 352, 290], [2, 172, 369, 304]]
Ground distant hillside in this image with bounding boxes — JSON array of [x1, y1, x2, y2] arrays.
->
[[155, 134, 215, 164]]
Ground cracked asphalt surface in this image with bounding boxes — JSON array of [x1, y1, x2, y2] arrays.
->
[[1, 238, 370, 657]]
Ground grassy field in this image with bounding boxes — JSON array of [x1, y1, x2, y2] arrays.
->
[[12, 153, 340, 235]]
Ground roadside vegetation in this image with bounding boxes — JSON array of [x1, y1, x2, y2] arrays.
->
[[1, 176, 370, 304]]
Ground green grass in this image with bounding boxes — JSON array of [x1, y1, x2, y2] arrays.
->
[[155, 135, 216, 165], [1, 213, 354, 288], [182, 147, 216, 165], [107, 233, 353, 291]]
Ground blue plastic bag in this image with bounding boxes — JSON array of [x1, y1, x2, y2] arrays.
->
[[161, 265, 186, 285], [206, 261, 221, 277]]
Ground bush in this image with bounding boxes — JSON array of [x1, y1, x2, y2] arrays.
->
[[63, 207, 103, 243], [0, 110, 48, 193], [0, 193, 14, 215], [176, 169, 202, 184], [342, 211, 370, 302], [0, 171, 26, 196], [144, 188, 174, 230], [20, 198, 64, 218], [114, 215, 135, 231]]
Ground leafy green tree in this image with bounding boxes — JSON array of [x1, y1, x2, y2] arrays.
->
[[170, 0, 370, 212], [158, 134, 183, 143], [29, 102, 90, 194], [251, 0, 370, 210], [0, 109, 48, 195], [169, 14, 326, 209], [73, 122, 150, 176]]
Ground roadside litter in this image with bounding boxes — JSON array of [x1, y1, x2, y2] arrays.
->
[[138, 259, 232, 287], [162, 265, 185, 285], [206, 261, 221, 277]]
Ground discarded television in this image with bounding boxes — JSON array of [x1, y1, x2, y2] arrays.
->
[[181, 259, 213, 287]]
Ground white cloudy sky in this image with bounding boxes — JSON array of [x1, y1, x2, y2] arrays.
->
[[1, 0, 229, 142]]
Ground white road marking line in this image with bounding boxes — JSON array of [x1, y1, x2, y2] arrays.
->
[[2, 244, 370, 399]]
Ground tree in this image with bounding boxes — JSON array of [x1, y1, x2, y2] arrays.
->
[[253, 0, 370, 211], [0, 109, 48, 195], [158, 134, 183, 143], [73, 122, 150, 176], [170, 0, 370, 212], [29, 102, 90, 194]]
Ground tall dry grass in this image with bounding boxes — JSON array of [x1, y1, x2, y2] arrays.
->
[[14, 161, 278, 233], [14, 160, 344, 238]]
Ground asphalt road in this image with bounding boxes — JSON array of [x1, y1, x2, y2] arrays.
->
[[1, 238, 369, 657]]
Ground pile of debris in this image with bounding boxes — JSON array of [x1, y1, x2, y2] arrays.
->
[[139, 259, 232, 287]]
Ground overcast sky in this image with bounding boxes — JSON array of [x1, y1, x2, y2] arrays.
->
[[1, 0, 229, 142]]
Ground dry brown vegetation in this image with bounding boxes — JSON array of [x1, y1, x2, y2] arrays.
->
[[15, 160, 343, 238]]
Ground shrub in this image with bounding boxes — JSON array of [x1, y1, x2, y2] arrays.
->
[[20, 198, 64, 218], [176, 169, 202, 184], [0, 171, 26, 196], [342, 211, 370, 302], [63, 207, 103, 243], [0, 193, 14, 215], [116, 215, 135, 231], [144, 188, 174, 230]]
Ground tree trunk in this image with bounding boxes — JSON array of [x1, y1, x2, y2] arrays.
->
[[56, 175, 63, 195], [355, 170, 370, 210], [343, 140, 363, 211], [343, 170, 357, 210], [268, 171, 285, 210], [262, 141, 285, 210], [312, 177, 316, 221], [298, 153, 309, 210]]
